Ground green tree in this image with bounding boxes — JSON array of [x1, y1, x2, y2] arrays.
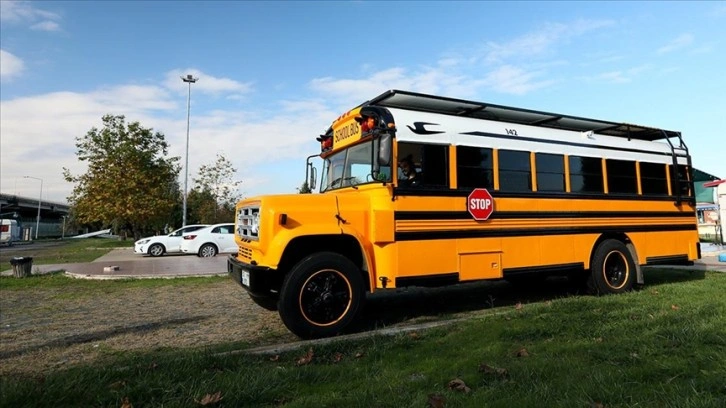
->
[[63, 115, 180, 239], [190, 153, 241, 224], [297, 181, 311, 194]]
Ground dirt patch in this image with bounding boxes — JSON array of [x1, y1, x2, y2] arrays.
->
[[0, 279, 298, 376]]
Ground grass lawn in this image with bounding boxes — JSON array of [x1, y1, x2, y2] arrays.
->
[[1, 268, 725, 407], [0, 238, 134, 266]]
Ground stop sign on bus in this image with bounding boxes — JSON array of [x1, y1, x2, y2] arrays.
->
[[467, 188, 494, 221]]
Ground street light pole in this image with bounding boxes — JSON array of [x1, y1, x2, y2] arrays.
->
[[181, 74, 198, 227], [23, 175, 43, 239]]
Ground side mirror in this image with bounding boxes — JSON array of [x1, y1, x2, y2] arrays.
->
[[378, 133, 392, 166], [309, 166, 317, 191]]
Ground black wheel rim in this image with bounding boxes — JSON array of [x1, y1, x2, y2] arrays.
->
[[603, 251, 629, 290], [299, 269, 352, 327]]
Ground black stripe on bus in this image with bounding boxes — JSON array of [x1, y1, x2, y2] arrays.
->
[[645, 254, 692, 266], [394, 187, 695, 203], [394, 224, 697, 241], [503, 262, 584, 277], [460, 131, 689, 158], [395, 210, 696, 221]]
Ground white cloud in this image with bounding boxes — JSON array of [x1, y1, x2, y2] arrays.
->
[[0, 49, 25, 81], [163, 69, 254, 97], [483, 19, 615, 64], [657, 33, 694, 54], [482, 65, 555, 95], [0, 74, 335, 202], [0, 0, 61, 29], [30, 20, 60, 32]]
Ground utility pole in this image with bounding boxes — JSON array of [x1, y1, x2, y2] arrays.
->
[[181, 74, 198, 227]]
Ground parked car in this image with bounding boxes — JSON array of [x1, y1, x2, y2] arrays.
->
[[180, 223, 237, 257], [134, 224, 209, 257]]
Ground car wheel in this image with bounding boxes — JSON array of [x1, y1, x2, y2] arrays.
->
[[587, 239, 636, 295], [148, 243, 165, 257], [278, 252, 365, 339], [198, 244, 218, 257]]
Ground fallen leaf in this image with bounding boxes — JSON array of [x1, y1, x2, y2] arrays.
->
[[196, 391, 223, 406], [355, 352, 364, 359], [594, 337, 603, 343], [409, 331, 420, 339], [332, 352, 344, 363], [478, 364, 508, 377], [296, 348, 314, 366], [108, 380, 126, 390], [269, 355, 280, 362], [651, 289, 659, 295], [148, 362, 158, 370], [120, 397, 133, 408], [427, 393, 446, 408], [515, 302, 523, 310], [447, 378, 471, 393], [671, 304, 680, 311], [515, 347, 529, 357], [590, 402, 605, 408]]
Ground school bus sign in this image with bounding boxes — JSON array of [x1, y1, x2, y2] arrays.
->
[[468, 188, 494, 221]]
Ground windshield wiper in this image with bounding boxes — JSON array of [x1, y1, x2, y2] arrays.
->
[[327, 176, 359, 190]]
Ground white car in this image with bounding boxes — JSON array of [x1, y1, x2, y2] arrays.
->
[[179, 223, 237, 257], [134, 224, 209, 257]]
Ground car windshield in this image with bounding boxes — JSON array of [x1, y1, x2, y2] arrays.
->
[[320, 141, 378, 192]]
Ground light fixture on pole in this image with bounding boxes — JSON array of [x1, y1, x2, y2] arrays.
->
[[23, 175, 43, 240], [181, 74, 198, 227]]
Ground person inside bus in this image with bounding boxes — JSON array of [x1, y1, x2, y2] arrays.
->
[[398, 154, 421, 187]]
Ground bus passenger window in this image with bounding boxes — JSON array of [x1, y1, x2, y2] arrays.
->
[[499, 150, 532, 192], [606, 159, 638, 194], [569, 156, 604, 194], [397, 142, 449, 188], [640, 162, 668, 195], [457, 146, 493, 189], [535, 153, 565, 192]]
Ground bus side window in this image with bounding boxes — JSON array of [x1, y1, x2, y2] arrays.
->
[[499, 149, 532, 192], [569, 156, 604, 194], [420, 144, 448, 188], [640, 162, 668, 196], [606, 159, 638, 194], [397, 142, 449, 188], [457, 146, 494, 189]]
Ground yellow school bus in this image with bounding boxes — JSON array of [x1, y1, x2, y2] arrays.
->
[[228, 90, 699, 339]]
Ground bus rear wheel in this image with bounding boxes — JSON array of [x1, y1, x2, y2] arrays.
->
[[278, 252, 365, 339], [587, 239, 636, 295]]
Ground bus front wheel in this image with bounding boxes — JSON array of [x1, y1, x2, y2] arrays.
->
[[587, 239, 636, 295], [278, 252, 365, 339]]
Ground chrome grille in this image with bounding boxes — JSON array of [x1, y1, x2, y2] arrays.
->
[[236, 206, 260, 241]]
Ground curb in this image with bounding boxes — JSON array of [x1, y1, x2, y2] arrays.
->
[[64, 272, 228, 280]]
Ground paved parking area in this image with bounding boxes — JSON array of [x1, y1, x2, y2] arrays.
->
[[1, 248, 229, 279]]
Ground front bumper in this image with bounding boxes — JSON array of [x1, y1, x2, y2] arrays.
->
[[227, 255, 275, 296], [134, 244, 147, 254]]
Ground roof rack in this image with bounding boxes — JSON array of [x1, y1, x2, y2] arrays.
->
[[365, 90, 681, 142]]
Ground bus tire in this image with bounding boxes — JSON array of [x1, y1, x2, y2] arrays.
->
[[278, 252, 365, 339], [587, 239, 636, 295]]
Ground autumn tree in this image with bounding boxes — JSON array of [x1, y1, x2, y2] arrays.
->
[[189, 153, 241, 224], [63, 114, 180, 239]]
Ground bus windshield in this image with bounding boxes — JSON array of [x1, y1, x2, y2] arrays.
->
[[320, 140, 391, 192]]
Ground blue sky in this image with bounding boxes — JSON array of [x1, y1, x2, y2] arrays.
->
[[1, 1, 725, 203]]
